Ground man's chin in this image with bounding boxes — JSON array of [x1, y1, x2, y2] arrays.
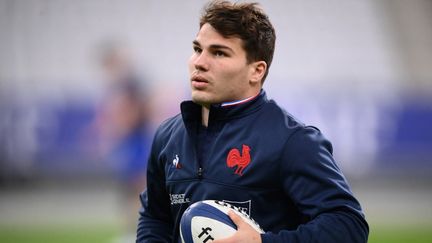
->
[[191, 93, 214, 107]]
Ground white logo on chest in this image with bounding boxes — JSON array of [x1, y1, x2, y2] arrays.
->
[[173, 154, 181, 168]]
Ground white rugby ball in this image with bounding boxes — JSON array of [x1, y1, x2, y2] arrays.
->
[[180, 200, 264, 243]]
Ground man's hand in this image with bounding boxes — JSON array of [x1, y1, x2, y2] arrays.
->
[[212, 210, 262, 243]]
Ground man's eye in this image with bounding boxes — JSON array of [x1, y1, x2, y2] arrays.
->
[[193, 47, 202, 53], [214, 51, 226, 57]]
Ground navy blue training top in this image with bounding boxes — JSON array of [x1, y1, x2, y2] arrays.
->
[[137, 90, 369, 243]]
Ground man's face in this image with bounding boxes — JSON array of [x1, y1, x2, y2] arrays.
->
[[188, 23, 257, 107]]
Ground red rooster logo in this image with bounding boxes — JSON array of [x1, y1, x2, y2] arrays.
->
[[226, 144, 251, 176]]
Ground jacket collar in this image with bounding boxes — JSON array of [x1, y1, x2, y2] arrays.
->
[[180, 89, 267, 127]]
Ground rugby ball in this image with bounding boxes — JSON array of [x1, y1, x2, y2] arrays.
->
[[180, 200, 264, 243]]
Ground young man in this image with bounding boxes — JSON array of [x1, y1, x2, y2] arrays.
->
[[136, 1, 369, 243]]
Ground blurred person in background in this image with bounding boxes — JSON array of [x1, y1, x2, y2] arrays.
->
[[136, 1, 368, 243], [91, 40, 152, 241]]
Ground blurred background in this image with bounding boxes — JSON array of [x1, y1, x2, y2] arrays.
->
[[0, 0, 431, 242]]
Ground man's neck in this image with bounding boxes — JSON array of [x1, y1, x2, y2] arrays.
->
[[201, 106, 210, 127], [200, 91, 261, 127]]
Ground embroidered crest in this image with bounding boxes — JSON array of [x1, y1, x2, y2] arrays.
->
[[226, 144, 251, 176], [173, 154, 182, 169]]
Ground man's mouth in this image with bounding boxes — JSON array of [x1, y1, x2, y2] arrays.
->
[[191, 75, 210, 89], [191, 75, 208, 83]]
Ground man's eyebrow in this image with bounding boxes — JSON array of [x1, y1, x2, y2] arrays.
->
[[209, 44, 234, 53], [192, 40, 234, 53], [192, 40, 201, 46]]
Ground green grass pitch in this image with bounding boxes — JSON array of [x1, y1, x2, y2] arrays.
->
[[1, 223, 431, 243]]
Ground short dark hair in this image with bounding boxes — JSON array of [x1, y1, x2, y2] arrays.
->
[[200, 0, 276, 83]]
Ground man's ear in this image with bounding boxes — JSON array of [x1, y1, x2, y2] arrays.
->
[[249, 61, 267, 85]]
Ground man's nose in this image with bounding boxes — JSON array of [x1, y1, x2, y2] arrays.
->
[[194, 52, 209, 71]]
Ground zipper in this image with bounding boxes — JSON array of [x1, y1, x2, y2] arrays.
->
[[197, 167, 203, 179]]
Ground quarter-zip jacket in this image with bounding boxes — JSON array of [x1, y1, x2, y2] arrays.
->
[[137, 90, 369, 243]]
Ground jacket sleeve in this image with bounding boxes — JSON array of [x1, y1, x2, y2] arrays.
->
[[261, 126, 369, 243], [136, 129, 173, 243]]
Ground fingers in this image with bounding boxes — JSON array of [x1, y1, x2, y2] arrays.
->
[[212, 237, 233, 243], [212, 211, 243, 243], [228, 210, 245, 228]]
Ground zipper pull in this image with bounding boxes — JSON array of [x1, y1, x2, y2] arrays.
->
[[197, 167, 203, 178]]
